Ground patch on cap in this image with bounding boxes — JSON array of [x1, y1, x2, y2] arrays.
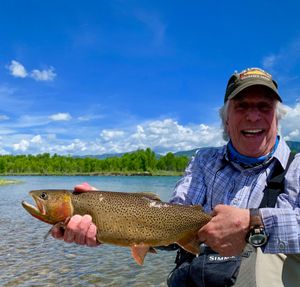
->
[[239, 68, 272, 81]]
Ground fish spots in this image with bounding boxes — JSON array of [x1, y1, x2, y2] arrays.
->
[[70, 190, 211, 247]]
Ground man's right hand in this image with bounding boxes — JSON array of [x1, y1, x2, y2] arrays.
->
[[51, 182, 99, 247]]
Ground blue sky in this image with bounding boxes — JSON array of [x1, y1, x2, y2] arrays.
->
[[1, 0, 300, 155]]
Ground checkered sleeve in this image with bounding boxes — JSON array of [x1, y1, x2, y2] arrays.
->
[[261, 153, 300, 253], [169, 149, 208, 205]]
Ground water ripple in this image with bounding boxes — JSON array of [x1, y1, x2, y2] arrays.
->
[[0, 176, 178, 286]]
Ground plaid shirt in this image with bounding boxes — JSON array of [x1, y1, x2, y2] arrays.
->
[[170, 137, 300, 254]]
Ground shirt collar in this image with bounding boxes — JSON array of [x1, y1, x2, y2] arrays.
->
[[271, 136, 291, 169], [223, 136, 291, 170]]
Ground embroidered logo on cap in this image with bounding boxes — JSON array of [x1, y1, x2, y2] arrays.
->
[[239, 68, 272, 81]]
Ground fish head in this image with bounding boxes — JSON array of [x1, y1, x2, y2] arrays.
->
[[22, 189, 74, 225]]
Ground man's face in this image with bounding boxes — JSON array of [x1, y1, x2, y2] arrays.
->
[[226, 86, 278, 157]]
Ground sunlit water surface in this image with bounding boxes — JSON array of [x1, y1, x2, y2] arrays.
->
[[0, 176, 181, 287]]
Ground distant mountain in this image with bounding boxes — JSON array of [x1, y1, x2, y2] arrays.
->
[[174, 141, 300, 158], [78, 148, 199, 160], [76, 151, 162, 160], [75, 152, 127, 160], [173, 149, 199, 158], [75, 140, 300, 160]]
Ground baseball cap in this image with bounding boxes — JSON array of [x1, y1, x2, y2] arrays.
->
[[224, 67, 282, 103]]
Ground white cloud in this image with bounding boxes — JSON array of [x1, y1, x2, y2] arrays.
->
[[3, 104, 300, 156], [284, 129, 299, 141], [46, 139, 88, 154], [132, 125, 146, 140], [0, 115, 9, 121], [31, 135, 42, 144], [0, 147, 10, 155], [100, 129, 125, 140], [11, 135, 43, 153], [97, 118, 224, 154], [282, 103, 300, 141], [7, 60, 28, 78], [3, 117, 224, 155], [49, 113, 72, 121], [13, 139, 30, 152], [78, 114, 105, 121], [261, 38, 300, 82], [30, 67, 56, 81], [7, 60, 56, 81]]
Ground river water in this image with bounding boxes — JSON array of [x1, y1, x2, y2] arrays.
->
[[0, 176, 181, 287]]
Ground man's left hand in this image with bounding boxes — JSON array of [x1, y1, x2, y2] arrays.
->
[[198, 204, 250, 256]]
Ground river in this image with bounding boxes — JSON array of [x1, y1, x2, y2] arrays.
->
[[0, 176, 181, 287]]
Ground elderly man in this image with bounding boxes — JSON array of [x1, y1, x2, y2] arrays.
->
[[52, 68, 300, 286]]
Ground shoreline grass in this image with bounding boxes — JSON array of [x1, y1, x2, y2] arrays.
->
[[0, 178, 22, 185], [0, 171, 183, 177]]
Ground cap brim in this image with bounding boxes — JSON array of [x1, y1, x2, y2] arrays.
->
[[228, 80, 282, 102]]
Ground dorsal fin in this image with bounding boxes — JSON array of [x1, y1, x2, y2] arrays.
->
[[133, 192, 161, 201]]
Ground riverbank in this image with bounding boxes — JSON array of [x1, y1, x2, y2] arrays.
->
[[0, 178, 22, 185], [0, 171, 183, 176]]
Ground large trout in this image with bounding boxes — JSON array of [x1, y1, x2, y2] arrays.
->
[[22, 189, 211, 265]]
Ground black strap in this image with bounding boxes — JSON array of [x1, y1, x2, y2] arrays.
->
[[259, 153, 295, 208]]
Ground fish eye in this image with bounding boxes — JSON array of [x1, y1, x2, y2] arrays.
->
[[40, 192, 48, 200]]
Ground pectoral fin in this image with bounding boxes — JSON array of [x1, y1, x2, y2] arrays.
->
[[176, 233, 200, 255], [44, 220, 69, 241], [131, 244, 156, 265]]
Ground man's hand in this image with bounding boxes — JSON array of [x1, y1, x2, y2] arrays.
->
[[74, 182, 98, 193], [51, 182, 99, 247], [198, 204, 250, 256]]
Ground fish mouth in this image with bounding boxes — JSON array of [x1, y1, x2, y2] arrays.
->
[[22, 194, 46, 217]]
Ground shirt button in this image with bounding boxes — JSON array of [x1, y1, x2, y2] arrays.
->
[[232, 199, 239, 205], [278, 241, 286, 250]]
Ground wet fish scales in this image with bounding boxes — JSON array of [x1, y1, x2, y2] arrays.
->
[[72, 191, 210, 246]]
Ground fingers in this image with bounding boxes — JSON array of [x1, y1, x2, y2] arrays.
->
[[211, 204, 223, 216], [86, 224, 99, 247], [51, 214, 99, 247], [74, 215, 98, 246], [63, 215, 93, 244], [74, 182, 98, 193], [197, 227, 207, 244]]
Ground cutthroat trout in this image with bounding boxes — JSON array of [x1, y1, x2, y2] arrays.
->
[[22, 189, 211, 265]]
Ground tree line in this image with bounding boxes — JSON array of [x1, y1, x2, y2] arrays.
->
[[0, 148, 189, 175]]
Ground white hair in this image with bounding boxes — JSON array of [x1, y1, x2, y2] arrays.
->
[[219, 100, 289, 141]]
